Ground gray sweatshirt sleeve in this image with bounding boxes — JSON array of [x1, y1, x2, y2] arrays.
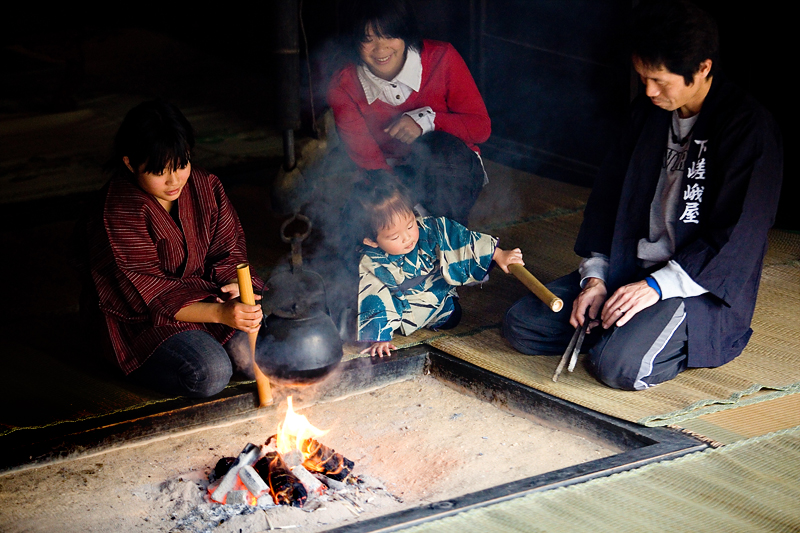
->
[[650, 260, 708, 299]]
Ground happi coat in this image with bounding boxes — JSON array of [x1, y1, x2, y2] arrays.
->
[[575, 73, 783, 368], [358, 216, 498, 342], [88, 168, 262, 374], [328, 39, 490, 170]]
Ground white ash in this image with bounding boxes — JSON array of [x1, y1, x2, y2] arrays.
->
[[163, 472, 391, 532]]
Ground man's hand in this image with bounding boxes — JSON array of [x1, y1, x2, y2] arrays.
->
[[493, 247, 524, 273], [360, 341, 397, 357], [600, 280, 659, 328], [570, 277, 607, 329], [384, 115, 423, 144]]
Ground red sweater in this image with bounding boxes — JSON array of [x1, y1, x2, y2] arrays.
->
[[328, 40, 490, 170], [88, 168, 262, 374]]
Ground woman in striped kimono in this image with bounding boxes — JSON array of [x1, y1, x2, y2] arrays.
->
[[85, 100, 264, 397]]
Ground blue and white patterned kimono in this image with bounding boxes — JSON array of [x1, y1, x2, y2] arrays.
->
[[358, 216, 498, 342]]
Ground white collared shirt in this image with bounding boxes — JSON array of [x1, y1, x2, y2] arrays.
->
[[357, 48, 436, 134]]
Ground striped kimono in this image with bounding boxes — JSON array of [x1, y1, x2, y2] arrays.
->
[[358, 216, 498, 342], [88, 168, 261, 374]]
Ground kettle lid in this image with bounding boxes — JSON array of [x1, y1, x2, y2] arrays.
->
[[262, 266, 327, 319]]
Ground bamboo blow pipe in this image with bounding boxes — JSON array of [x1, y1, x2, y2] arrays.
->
[[508, 264, 564, 312], [236, 263, 273, 407]]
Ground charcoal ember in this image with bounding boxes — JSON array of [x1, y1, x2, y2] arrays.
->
[[254, 452, 307, 507], [301, 438, 354, 481], [210, 443, 262, 504], [290, 465, 325, 497], [209, 457, 236, 483], [313, 472, 347, 492], [238, 465, 270, 498], [226, 490, 251, 506]]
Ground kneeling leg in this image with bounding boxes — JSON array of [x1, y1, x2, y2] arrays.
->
[[131, 330, 233, 398], [587, 299, 688, 390], [503, 271, 583, 355]]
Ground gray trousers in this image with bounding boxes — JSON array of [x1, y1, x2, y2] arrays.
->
[[502, 271, 688, 390]]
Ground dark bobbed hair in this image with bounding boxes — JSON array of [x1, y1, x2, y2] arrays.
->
[[630, 0, 719, 85], [105, 99, 195, 176], [344, 0, 423, 64], [353, 170, 416, 241]]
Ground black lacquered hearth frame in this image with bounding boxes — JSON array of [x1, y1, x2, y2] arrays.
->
[[1, 345, 704, 532], [326, 347, 705, 532]]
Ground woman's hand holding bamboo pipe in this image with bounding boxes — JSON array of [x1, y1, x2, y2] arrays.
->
[[236, 263, 273, 407], [508, 264, 564, 312]]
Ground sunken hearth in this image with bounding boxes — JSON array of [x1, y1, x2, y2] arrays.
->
[[0, 347, 705, 532]]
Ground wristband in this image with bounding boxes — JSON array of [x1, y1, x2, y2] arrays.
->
[[645, 276, 662, 299]]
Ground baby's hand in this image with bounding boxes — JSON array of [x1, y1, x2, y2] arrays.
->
[[360, 341, 397, 358], [493, 247, 524, 274]]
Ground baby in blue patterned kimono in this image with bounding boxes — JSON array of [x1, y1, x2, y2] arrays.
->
[[356, 179, 524, 357]]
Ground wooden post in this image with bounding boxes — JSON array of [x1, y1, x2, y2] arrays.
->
[[236, 263, 273, 407], [508, 264, 563, 312]]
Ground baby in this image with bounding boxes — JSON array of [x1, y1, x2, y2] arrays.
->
[[356, 178, 523, 357]]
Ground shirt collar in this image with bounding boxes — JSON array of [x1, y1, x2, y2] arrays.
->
[[357, 47, 423, 104]]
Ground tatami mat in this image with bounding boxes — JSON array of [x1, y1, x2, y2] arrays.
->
[[1, 343, 179, 436], [346, 194, 800, 428], [679, 393, 800, 445], [400, 426, 800, 533], [426, 226, 800, 427]]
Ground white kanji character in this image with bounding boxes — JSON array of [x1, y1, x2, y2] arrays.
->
[[694, 139, 708, 156], [683, 183, 705, 202], [688, 158, 706, 180], [679, 202, 701, 224]]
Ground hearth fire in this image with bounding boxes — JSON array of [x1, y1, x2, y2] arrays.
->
[[206, 396, 354, 508]]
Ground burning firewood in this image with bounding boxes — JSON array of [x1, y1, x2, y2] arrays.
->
[[210, 443, 262, 504], [301, 438, 354, 481], [255, 452, 307, 507], [210, 457, 236, 483]]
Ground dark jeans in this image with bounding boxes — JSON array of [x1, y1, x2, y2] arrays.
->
[[395, 131, 485, 226], [130, 330, 265, 398], [503, 271, 688, 390]]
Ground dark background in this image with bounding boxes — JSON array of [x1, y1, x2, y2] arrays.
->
[[0, 0, 794, 227]]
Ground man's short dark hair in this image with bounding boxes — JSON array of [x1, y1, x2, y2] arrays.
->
[[344, 0, 423, 64], [105, 99, 195, 176], [630, 0, 720, 85]]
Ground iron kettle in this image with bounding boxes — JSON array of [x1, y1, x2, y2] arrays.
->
[[256, 214, 343, 383]]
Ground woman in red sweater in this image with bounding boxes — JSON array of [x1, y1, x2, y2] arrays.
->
[[328, 0, 491, 225]]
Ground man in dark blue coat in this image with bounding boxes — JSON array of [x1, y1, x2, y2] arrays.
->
[[503, 0, 783, 390]]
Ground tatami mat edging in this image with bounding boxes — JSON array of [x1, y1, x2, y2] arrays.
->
[[398, 426, 800, 533], [639, 382, 800, 426]]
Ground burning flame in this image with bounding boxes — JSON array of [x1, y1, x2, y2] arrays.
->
[[276, 396, 327, 457]]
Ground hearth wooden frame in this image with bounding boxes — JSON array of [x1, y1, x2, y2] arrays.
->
[[1, 345, 705, 531]]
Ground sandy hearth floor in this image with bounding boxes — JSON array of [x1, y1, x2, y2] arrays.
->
[[0, 375, 614, 532]]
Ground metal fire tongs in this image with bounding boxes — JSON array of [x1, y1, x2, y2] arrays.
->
[[552, 308, 600, 382]]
